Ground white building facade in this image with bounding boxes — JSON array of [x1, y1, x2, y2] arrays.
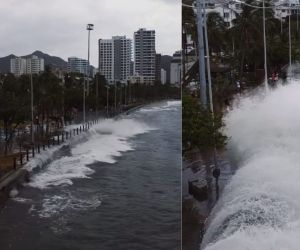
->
[[99, 36, 132, 84], [10, 57, 26, 76], [10, 56, 44, 76], [204, 0, 243, 28], [274, 0, 300, 21], [26, 55, 45, 74], [170, 51, 182, 85], [204, 0, 300, 27], [134, 28, 156, 84], [161, 69, 167, 84]]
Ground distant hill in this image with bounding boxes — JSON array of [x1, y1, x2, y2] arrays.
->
[[0, 54, 17, 73], [161, 55, 172, 83], [0, 50, 67, 73], [26, 51, 68, 70]]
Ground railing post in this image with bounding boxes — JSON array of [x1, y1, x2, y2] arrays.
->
[[38, 144, 40, 154], [13, 157, 16, 170], [20, 154, 23, 165], [32, 146, 35, 157], [26, 149, 29, 161], [57, 134, 60, 144]]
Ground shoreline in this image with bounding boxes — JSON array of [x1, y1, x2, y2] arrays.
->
[[0, 99, 179, 208]]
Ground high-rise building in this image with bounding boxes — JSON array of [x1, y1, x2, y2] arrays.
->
[[26, 55, 45, 74], [99, 36, 132, 84], [10, 57, 27, 76], [134, 28, 156, 84], [155, 54, 162, 82], [170, 51, 181, 85], [98, 39, 114, 82], [67, 57, 88, 75], [10, 56, 44, 76]]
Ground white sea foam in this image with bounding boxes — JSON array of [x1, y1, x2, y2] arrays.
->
[[28, 118, 153, 189], [166, 100, 181, 107], [38, 192, 102, 218], [202, 81, 300, 250], [138, 100, 181, 113]]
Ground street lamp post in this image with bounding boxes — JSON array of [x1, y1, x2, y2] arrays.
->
[[85, 23, 94, 123], [106, 85, 109, 117], [114, 81, 117, 113], [96, 74, 99, 118], [196, 0, 207, 108], [30, 65, 34, 144], [124, 83, 127, 106], [119, 84, 122, 111], [297, 7, 299, 32], [289, 3, 292, 70], [263, 0, 268, 91]]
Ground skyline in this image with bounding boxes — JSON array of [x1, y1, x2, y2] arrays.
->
[[0, 0, 180, 67]]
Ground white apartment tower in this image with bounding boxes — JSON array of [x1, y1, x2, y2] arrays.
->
[[99, 36, 132, 84], [10, 57, 27, 76], [134, 28, 156, 84], [10, 56, 44, 76], [26, 55, 45, 74]]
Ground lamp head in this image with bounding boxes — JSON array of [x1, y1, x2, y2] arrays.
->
[[87, 24, 94, 30]]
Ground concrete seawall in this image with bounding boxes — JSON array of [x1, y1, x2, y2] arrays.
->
[[0, 168, 29, 207]]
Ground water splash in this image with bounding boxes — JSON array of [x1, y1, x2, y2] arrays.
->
[[202, 81, 300, 250], [28, 118, 154, 189]]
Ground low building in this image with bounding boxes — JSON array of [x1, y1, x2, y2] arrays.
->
[[155, 54, 162, 82], [67, 57, 88, 75], [161, 69, 167, 84], [170, 51, 181, 85], [128, 74, 144, 84]]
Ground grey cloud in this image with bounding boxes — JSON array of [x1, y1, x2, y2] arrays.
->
[[0, 0, 180, 66]]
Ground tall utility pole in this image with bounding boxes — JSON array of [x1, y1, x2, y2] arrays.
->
[[289, 3, 292, 70], [96, 74, 99, 118], [263, 0, 268, 92], [297, 8, 299, 32], [114, 81, 117, 112], [83, 77, 86, 123], [119, 84, 122, 110], [280, 11, 283, 34], [30, 64, 34, 144], [196, 0, 207, 108], [85, 23, 94, 123], [203, 4, 213, 114], [106, 85, 109, 117], [124, 83, 127, 106]]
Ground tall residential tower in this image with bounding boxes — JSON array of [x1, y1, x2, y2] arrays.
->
[[134, 28, 156, 84], [99, 36, 132, 84]]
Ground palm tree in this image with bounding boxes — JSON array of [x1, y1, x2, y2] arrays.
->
[[230, 0, 275, 76], [206, 12, 227, 56]]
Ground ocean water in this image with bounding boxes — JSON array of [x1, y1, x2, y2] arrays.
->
[[0, 101, 181, 250]]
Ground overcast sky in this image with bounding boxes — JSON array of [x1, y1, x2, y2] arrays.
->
[[0, 0, 180, 66]]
